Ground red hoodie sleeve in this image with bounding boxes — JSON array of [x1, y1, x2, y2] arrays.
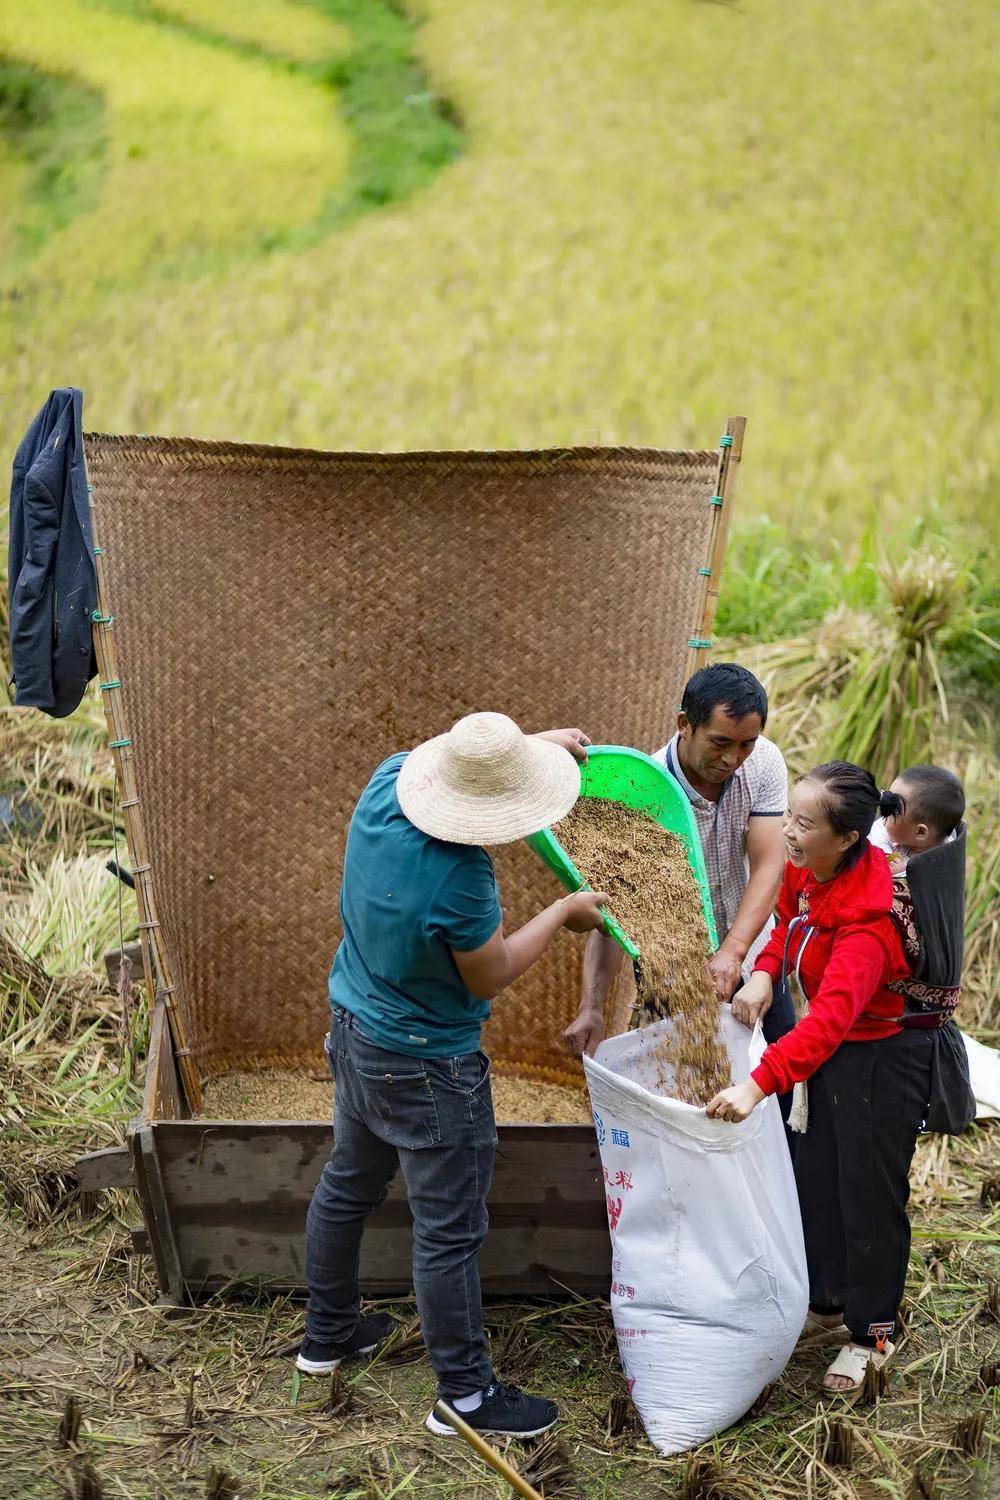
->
[[750, 927, 891, 1095], [751, 867, 798, 982]]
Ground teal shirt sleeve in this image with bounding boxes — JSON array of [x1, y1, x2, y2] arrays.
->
[[427, 850, 503, 953]]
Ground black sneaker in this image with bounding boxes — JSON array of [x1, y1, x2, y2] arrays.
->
[[295, 1313, 395, 1374], [425, 1381, 559, 1438]]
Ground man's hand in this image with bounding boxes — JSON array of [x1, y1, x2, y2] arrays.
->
[[705, 1079, 765, 1122], [564, 1005, 606, 1058], [534, 728, 591, 763], [731, 972, 774, 1029], [707, 941, 744, 1002], [560, 889, 610, 933]]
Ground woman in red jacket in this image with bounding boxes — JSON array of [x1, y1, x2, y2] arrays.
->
[[706, 761, 931, 1397]]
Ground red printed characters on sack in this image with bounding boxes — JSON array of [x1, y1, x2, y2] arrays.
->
[[606, 1194, 623, 1231]]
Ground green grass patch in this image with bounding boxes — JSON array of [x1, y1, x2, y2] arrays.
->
[[77, 0, 464, 262], [308, 0, 463, 229], [0, 57, 105, 278]]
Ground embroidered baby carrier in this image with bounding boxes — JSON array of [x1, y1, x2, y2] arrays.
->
[[887, 825, 967, 1029], [886, 825, 974, 1132]]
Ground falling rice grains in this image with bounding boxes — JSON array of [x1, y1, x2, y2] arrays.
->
[[556, 798, 730, 1105]]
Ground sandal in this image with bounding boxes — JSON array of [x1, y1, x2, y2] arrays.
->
[[821, 1340, 894, 1401]]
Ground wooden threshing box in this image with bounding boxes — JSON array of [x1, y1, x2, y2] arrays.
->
[[76, 424, 744, 1303]]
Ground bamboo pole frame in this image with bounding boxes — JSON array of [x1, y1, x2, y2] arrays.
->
[[685, 415, 746, 683], [85, 467, 202, 1112]]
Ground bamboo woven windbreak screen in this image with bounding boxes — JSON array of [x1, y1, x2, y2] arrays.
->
[[84, 428, 743, 1091]]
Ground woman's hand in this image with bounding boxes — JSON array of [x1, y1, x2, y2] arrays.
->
[[705, 1079, 765, 1122], [564, 1005, 606, 1058], [731, 972, 774, 1029]]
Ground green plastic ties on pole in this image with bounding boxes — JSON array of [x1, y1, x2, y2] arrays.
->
[[87, 483, 93, 493], [109, 737, 132, 749], [99, 680, 122, 692], [93, 546, 103, 555], [719, 435, 733, 448], [92, 610, 114, 624], [698, 566, 712, 576], [688, 637, 712, 649], [710, 495, 724, 506]]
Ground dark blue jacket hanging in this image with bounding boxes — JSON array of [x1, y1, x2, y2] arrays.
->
[[8, 387, 97, 717]]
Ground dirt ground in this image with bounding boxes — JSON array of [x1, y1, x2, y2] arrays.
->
[[2, 1124, 999, 1500], [0, 1212, 671, 1500]]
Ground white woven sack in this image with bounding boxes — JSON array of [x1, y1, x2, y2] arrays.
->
[[584, 1005, 808, 1455]]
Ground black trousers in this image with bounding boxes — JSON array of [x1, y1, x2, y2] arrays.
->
[[793, 1027, 933, 1345]]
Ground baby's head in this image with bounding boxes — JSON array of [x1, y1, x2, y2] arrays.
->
[[885, 765, 965, 854]]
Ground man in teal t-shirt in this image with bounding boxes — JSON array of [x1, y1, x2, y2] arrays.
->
[[300, 713, 608, 1442], [329, 751, 502, 1057]]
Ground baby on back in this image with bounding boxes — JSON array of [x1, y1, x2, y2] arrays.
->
[[870, 764, 965, 875], [871, 763, 973, 1133]]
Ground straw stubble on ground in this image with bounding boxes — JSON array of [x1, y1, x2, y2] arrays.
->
[[2, 1116, 998, 1499]]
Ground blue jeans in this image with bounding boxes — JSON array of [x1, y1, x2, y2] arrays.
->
[[305, 1006, 498, 1397]]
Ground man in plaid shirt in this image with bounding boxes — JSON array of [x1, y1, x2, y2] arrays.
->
[[565, 663, 788, 1057]]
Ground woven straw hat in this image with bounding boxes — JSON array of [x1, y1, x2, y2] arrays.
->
[[396, 712, 582, 845]]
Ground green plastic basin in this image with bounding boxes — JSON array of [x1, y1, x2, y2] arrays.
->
[[525, 744, 718, 959]]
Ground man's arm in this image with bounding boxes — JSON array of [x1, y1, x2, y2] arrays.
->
[[452, 889, 608, 1000], [707, 814, 785, 1001], [564, 929, 624, 1057]]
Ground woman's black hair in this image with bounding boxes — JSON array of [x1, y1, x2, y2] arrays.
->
[[800, 761, 904, 872]]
